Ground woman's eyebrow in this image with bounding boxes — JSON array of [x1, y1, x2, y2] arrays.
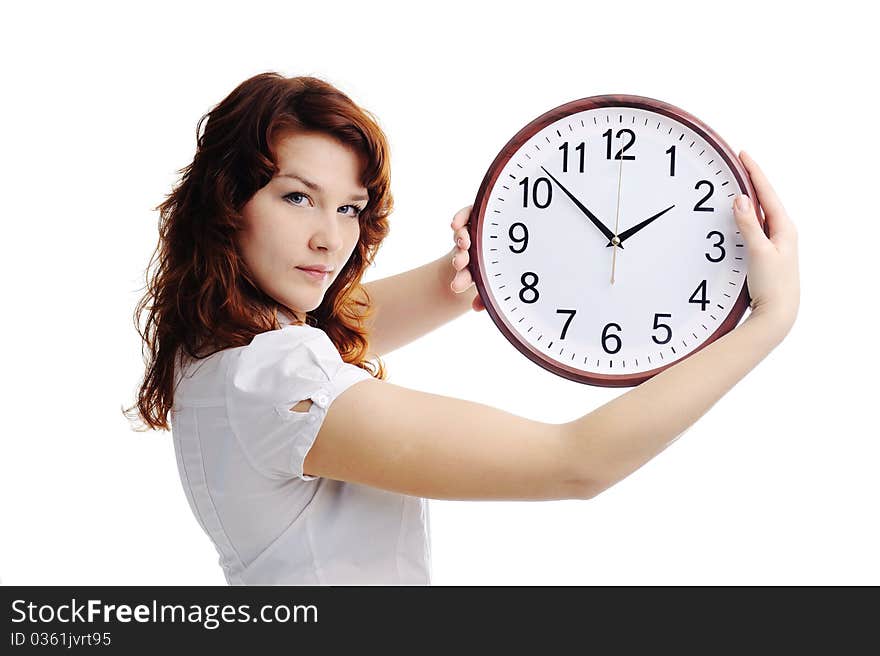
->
[[277, 172, 369, 202]]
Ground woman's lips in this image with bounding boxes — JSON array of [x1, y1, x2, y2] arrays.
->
[[296, 267, 330, 281]]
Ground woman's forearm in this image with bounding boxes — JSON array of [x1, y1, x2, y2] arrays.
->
[[362, 247, 477, 357], [565, 311, 789, 497]]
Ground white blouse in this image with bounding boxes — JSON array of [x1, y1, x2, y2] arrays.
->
[[169, 313, 432, 585]]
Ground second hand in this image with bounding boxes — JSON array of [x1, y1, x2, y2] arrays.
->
[[610, 149, 624, 284]]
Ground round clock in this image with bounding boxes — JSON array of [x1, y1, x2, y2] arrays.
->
[[468, 94, 763, 387]]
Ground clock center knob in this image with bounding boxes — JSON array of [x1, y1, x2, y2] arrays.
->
[[611, 236, 621, 246]]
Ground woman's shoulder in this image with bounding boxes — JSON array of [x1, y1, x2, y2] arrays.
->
[[227, 324, 359, 398], [237, 324, 347, 376], [174, 323, 363, 409], [247, 322, 330, 350], [179, 324, 328, 372]]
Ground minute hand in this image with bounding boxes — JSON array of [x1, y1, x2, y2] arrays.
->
[[539, 166, 620, 248], [607, 204, 676, 247]]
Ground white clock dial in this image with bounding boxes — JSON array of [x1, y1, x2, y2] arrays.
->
[[479, 105, 749, 378]]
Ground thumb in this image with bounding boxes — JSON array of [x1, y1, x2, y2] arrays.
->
[[732, 194, 767, 247]]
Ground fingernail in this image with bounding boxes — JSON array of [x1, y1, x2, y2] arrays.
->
[[456, 238, 463, 247], [735, 195, 750, 212]]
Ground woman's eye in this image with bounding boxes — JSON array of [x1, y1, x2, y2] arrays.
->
[[283, 192, 309, 206], [283, 193, 362, 217]]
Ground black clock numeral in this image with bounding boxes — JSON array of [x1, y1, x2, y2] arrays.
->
[[556, 309, 577, 340], [694, 180, 715, 212], [519, 176, 552, 209], [559, 141, 586, 173], [705, 230, 725, 262], [666, 145, 676, 176], [601, 322, 622, 354], [651, 313, 673, 345], [508, 222, 529, 254], [689, 280, 710, 311], [519, 271, 540, 304], [603, 128, 636, 160]]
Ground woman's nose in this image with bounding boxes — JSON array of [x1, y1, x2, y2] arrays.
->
[[310, 211, 344, 252]]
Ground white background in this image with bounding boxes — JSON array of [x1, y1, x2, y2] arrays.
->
[[1, 0, 877, 585]]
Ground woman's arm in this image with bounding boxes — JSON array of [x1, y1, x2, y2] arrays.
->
[[563, 151, 798, 496], [562, 308, 789, 497], [360, 244, 477, 357], [305, 151, 798, 501], [305, 309, 787, 501]]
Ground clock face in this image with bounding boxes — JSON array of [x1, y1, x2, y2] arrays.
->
[[470, 96, 754, 386]]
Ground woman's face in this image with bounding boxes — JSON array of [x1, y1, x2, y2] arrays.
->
[[238, 130, 368, 322]]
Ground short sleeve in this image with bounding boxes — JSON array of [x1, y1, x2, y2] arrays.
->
[[225, 325, 373, 481]]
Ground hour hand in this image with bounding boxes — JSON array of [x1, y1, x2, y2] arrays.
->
[[539, 165, 621, 248], [606, 204, 676, 247]]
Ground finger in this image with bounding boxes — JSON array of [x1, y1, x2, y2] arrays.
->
[[739, 151, 795, 245], [472, 294, 486, 312], [451, 250, 468, 270], [740, 151, 784, 217], [451, 268, 466, 292], [450, 205, 473, 231], [452, 249, 470, 270], [454, 227, 471, 249], [451, 268, 474, 292], [732, 194, 770, 251]]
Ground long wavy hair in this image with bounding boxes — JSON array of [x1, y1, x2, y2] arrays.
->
[[124, 72, 392, 432]]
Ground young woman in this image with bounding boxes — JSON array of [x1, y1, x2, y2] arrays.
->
[[125, 72, 800, 585]]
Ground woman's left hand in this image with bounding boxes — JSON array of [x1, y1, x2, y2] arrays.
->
[[449, 204, 485, 312]]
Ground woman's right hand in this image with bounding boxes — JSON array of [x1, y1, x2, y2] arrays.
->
[[733, 150, 800, 341]]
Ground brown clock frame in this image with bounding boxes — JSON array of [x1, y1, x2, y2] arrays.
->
[[467, 94, 763, 387]]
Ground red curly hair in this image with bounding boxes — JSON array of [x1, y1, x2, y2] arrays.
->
[[124, 72, 392, 432]]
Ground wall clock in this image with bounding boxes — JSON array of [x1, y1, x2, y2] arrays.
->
[[468, 94, 763, 387]]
